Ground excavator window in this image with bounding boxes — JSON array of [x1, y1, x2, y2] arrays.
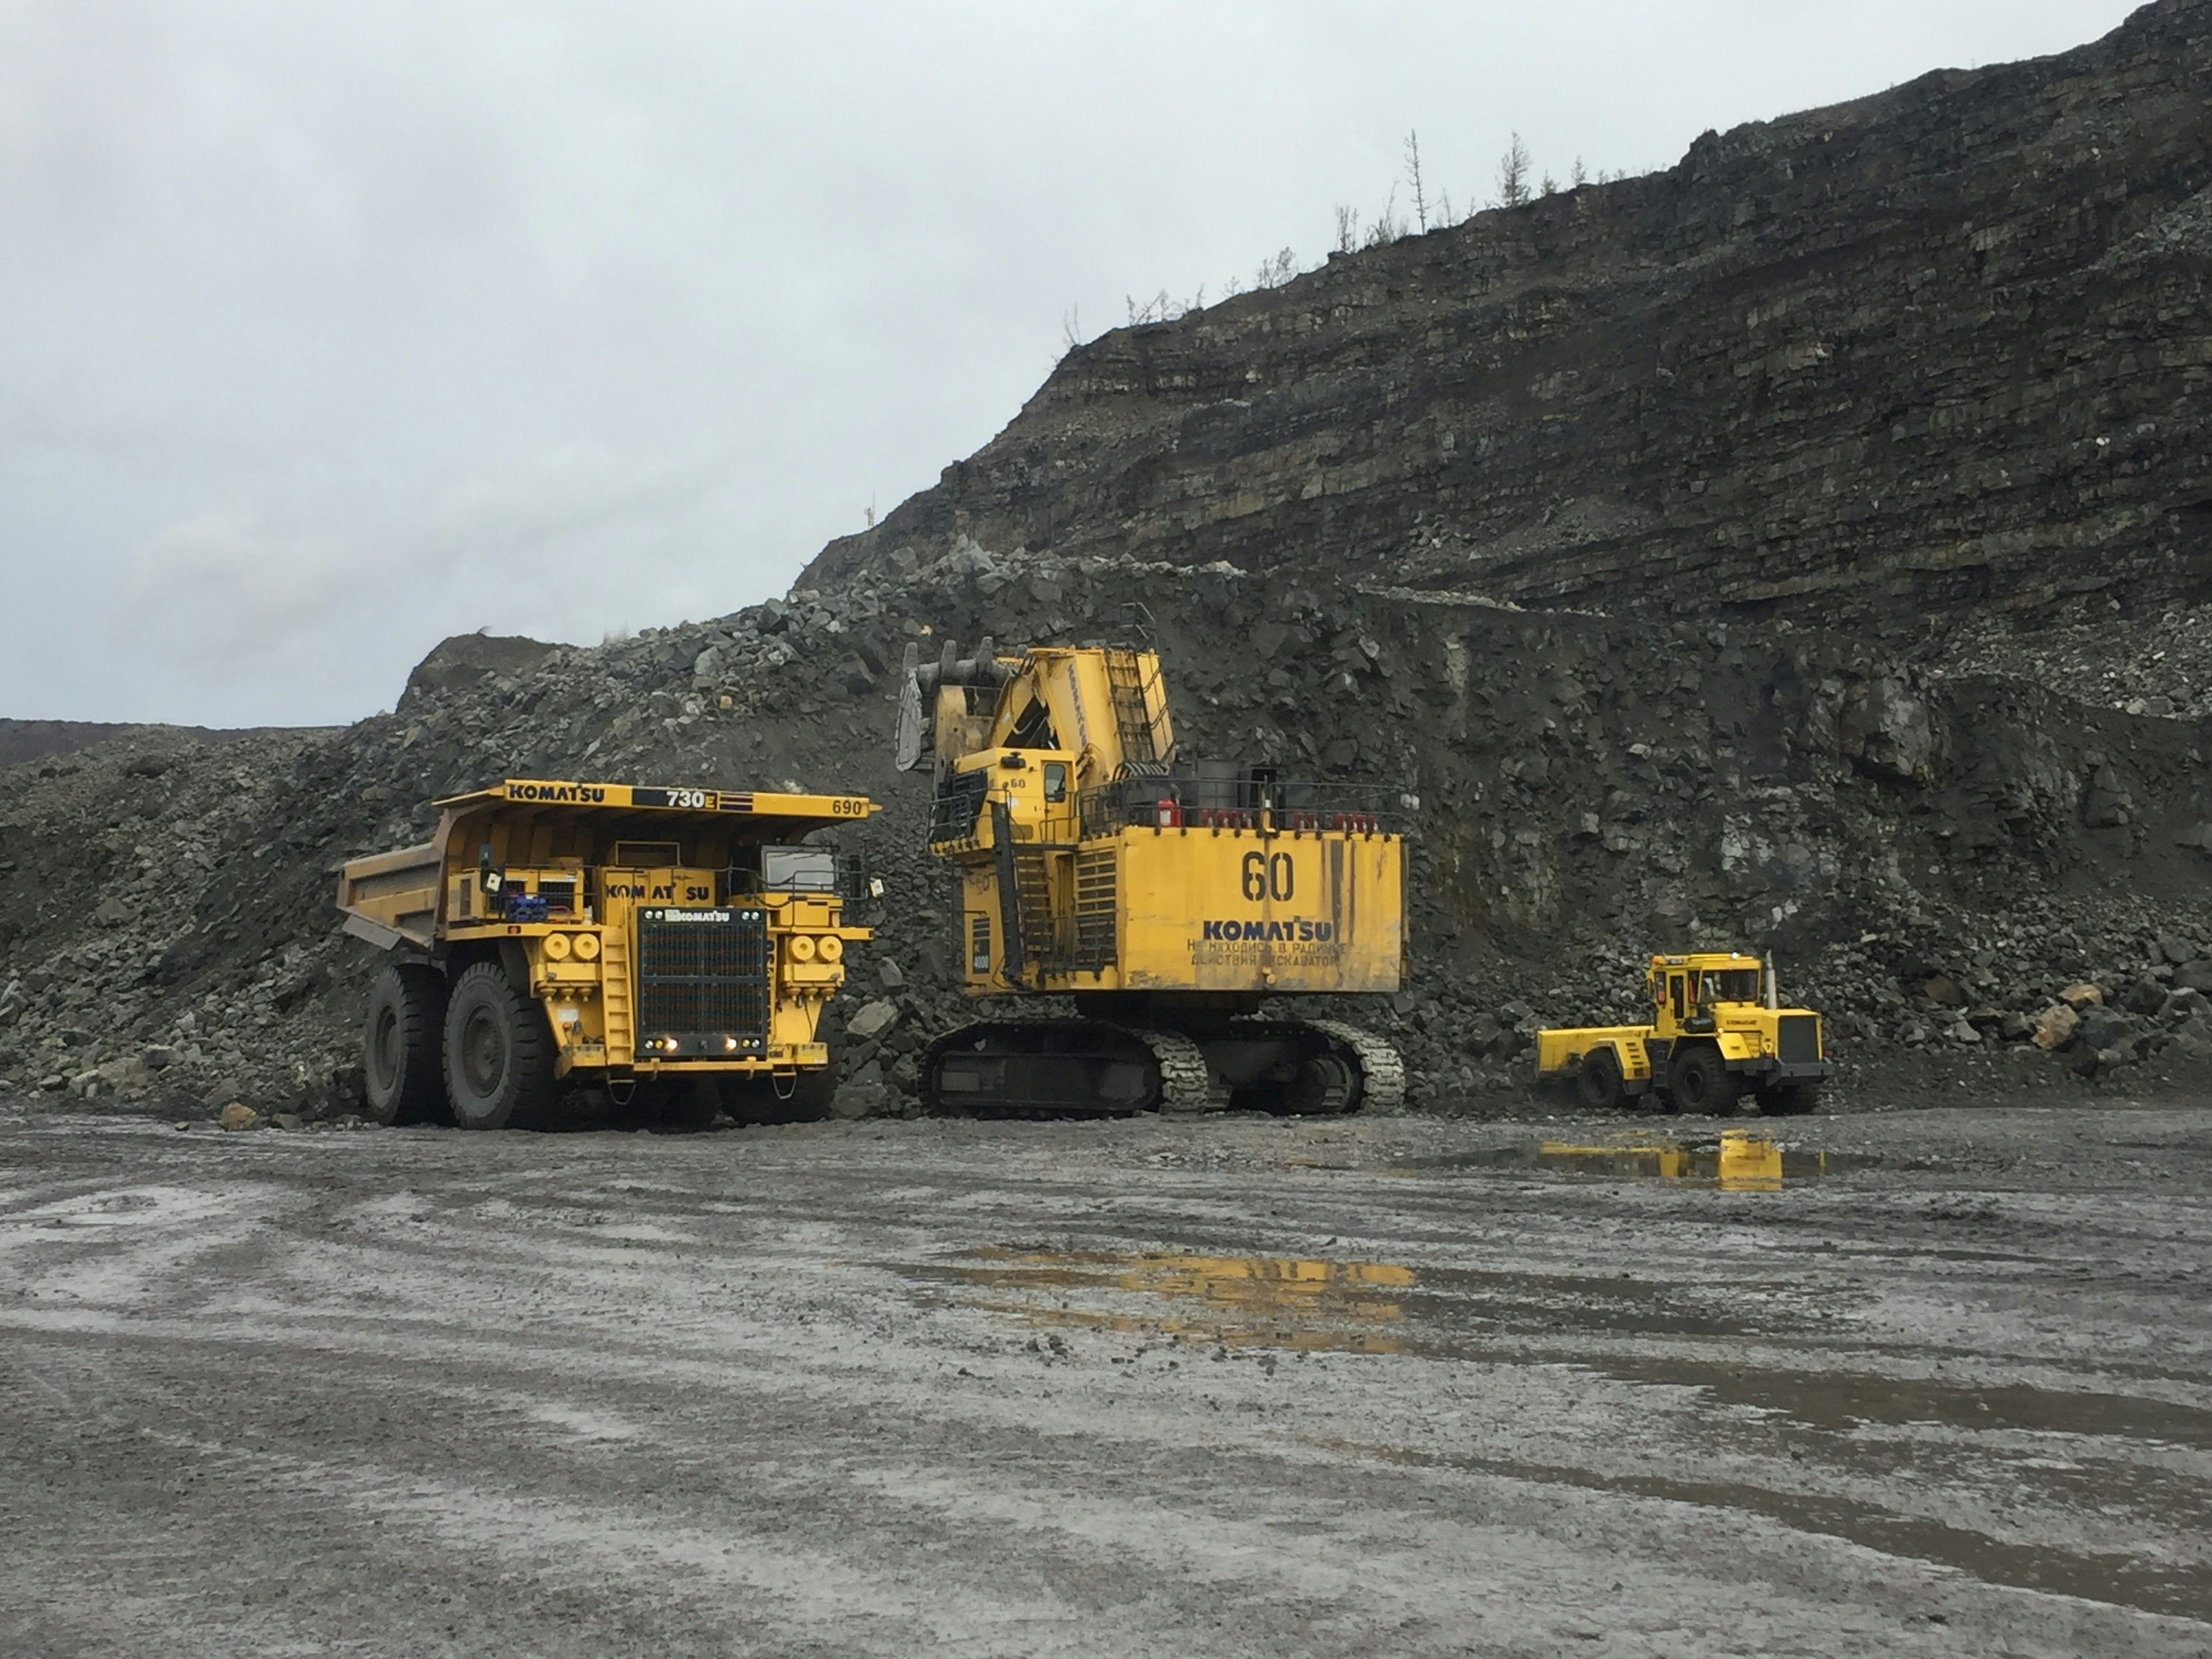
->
[[1043, 762, 1067, 803]]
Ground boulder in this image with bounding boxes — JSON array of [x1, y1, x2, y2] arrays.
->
[[219, 1102, 261, 1132], [2058, 983, 2104, 1009], [2173, 961, 2212, 996], [830, 1078, 891, 1120], [846, 1000, 901, 1042], [1838, 675, 1938, 783], [1922, 975, 1965, 1008], [2075, 1004, 2133, 1055], [2123, 979, 2167, 1017], [2031, 1003, 2080, 1050]]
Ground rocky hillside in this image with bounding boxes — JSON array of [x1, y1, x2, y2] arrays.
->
[[0, 719, 294, 769], [3, 3, 2210, 1123], [3, 549, 2210, 1120], [808, 0, 2212, 640]]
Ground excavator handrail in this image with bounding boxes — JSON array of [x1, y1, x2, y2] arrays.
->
[[1074, 777, 1414, 838]]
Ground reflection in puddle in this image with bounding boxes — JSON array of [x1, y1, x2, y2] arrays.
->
[[930, 1249, 1416, 1353], [1429, 1130, 1830, 1189]]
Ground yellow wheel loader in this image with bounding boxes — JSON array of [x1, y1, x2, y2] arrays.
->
[[337, 778, 874, 1129], [1533, 952, 1831, 1116], [895, 638, 1407, 1115]]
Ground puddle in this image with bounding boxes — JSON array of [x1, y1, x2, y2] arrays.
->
[[918, 1248, 1418, 1354], [1418, 1130, 1842, 1189]]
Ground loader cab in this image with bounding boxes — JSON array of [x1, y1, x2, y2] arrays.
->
[[1649, 952, 1767, 1038]]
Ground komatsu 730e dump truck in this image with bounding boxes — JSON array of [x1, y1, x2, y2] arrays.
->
[[337, 777, 876, 1129], [895, 639, 1407, 1115]]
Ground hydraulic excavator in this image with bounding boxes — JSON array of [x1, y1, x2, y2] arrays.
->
[[895, 638, 1408, 1114]]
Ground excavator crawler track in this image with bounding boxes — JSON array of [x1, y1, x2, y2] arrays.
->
[[1128, 1028, 1229, 1115], [1305, 1019, 1406, 1113]]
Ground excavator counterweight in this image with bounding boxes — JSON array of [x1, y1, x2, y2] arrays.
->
[[897, 640, 1408, 1115]]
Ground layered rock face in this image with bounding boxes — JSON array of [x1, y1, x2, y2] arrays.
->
[[806, 0, 2212, 636]]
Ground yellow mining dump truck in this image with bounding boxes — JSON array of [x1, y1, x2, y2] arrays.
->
[[894, 638, 1406, 1114], [337, 777, 876, 1129], [1533, 951, 1830, 1116]]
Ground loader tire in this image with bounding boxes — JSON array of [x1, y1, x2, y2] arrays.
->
[[363, 963, 449, 1126], [1762, 1082, 1822, 1117], [1576, 1048, 1626, 1112], [1669, 1044, 1740, 1117], [442, 962, 557, 1130]]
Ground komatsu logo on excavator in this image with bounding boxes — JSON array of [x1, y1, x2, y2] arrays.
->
[[1201, 919, 1335, 942]]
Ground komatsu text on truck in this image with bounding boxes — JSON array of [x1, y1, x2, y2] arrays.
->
[[337, 779, 875, 1129]]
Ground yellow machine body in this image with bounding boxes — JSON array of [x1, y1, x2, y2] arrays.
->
[[1534, 951, 1830, 1113], [898, 640, 1409, 1115], [338, 778, 874, 1083]]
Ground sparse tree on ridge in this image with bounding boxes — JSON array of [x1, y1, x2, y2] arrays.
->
[[1497, 132, 1532, 208]]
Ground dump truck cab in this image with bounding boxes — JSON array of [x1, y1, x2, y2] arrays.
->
[[1534, 950, 1830, 1116], [338, 777, 876, 1129]]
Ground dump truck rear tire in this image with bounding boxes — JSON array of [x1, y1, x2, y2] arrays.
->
[[363, 963, 449, 1126], [1669, 1043, 1739, 1116], [442, 962, 556, 1130], [1576, 1048, 1626, 1111]]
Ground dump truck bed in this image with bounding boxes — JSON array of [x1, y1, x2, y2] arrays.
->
[[337, 777, 874, 950]]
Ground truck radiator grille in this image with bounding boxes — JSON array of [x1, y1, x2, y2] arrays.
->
[[635, 908, 769, 1048], [1778, 1014, 1821, 1064]]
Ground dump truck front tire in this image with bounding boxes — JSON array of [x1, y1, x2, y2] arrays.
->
[[442, 962, 556, 1130], [1669, 1043, 1740, 1116], [364, 963, 449, 1126]]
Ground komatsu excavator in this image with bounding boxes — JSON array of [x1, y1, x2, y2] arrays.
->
[[895, 638, 1408, 1114]]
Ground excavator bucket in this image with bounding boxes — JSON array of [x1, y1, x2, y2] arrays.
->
[[895, 642, 928, 772], [893, 637, 1006, 776]]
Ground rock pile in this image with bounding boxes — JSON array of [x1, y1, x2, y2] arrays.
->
[[2, 541, 2207, 1122]]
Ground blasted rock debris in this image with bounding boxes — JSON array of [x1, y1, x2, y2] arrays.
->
[[1, 544, 2209, 1123], [4, 3, 2211, 1123]]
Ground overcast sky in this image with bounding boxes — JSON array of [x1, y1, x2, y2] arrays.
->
[[0, 1, 2142, 728]]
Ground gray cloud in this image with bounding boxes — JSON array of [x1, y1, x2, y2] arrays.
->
[[0, 0, 2139, 724]]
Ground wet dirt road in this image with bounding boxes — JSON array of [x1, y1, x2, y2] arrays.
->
[[3, 1101, 2209, 1658]]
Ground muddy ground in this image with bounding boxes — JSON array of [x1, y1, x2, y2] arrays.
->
[[3, 1099, 2209, 1657]]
